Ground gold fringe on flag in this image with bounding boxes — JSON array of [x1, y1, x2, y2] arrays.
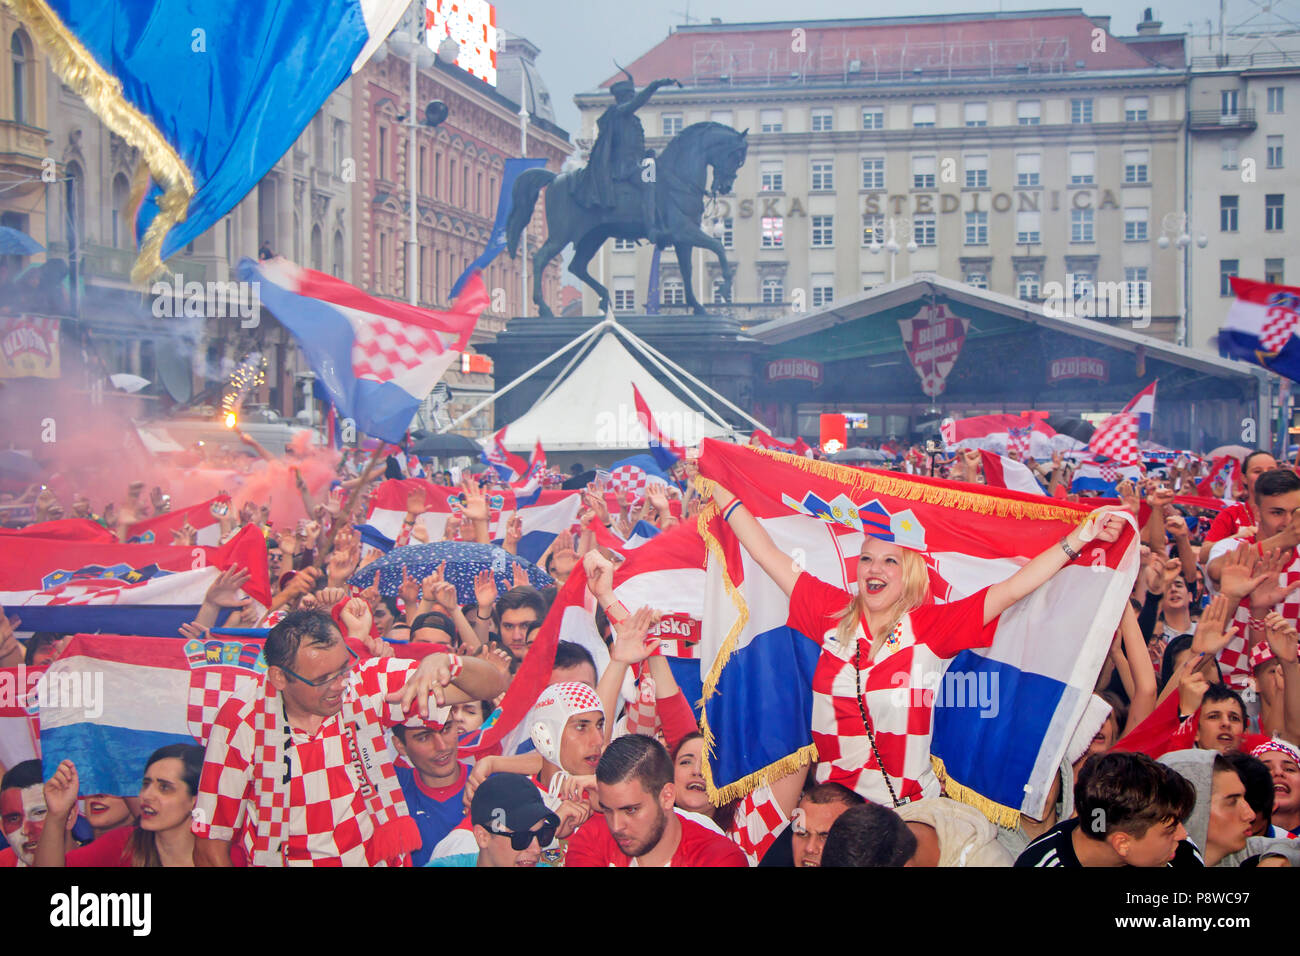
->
[[931, 755, 1023, 829], [4, 0, 195, 284], [741, 444, 1086, 524]]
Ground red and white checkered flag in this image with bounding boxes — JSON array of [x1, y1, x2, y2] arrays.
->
[[1088, 412, 1140, 465]]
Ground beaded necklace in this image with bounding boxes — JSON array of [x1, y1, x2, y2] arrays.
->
[[850, 616, 905, 808]]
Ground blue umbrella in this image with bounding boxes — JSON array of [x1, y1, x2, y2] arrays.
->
[[0, 226, 43, 256], [349, 541, 553, 606]]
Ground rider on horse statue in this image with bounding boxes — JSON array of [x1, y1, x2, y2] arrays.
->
[[574, 66, 681, 246]]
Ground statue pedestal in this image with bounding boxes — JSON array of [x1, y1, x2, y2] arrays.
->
[[481, 314, 761, 430]]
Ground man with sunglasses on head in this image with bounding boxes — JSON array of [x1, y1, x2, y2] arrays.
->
[[470, 773, 561, 867], [193, 609, 504, 867]]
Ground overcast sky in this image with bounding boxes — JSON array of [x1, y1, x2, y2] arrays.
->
[[493, 0, 1264, 135]]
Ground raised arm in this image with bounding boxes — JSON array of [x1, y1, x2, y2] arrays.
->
[[710, 485, 800, 598], [984, 507, 1126, 625]]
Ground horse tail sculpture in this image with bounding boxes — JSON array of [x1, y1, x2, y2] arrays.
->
[[505, 167, 557, 257]]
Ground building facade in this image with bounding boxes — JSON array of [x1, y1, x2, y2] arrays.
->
[[1, 12, 49, 281], [573, 9, 1187, 341], [1186, 31, 1300, 353]]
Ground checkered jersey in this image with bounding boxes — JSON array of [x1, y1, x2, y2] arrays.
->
[[1088, 412, 1140, 466], [1207, 535, 1300, 689], [195, 656, 420, 866], [787, 572, 997, 805], [728, 783, 787, 865], [1204, 503, 1255, 544]]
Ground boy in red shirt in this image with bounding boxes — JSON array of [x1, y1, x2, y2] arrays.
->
[[565, 734, 747, 867]]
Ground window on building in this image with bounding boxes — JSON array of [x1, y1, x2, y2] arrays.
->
[[912, 155, 936, 190], [1222, 139, 1239, 169], [1266, 193, 1285, 231], [964, 210, 988, 245], [1071, 272, 1094, 304], [761, 216, 784, 248], [811, 273, 834, 307], [1268, 135, 1284, 168], [1069, 151, 1095, 185], [711, 275, 730, 303], [418, 146, 427, 194], [613, 237, 635, 251], [862, 107, 884, 130], [964, 154, 988, 188], [1070, 98, 1093, 123], [914, 215, 936, 246], [1220, 259, 1239, 296], [760, 160, 784, 192], [811, 215, 834, 247], [333, 121, 347, 175], [1016, 210, 1041, 243], [1268, 87, 1284, 114], [662, 276, 686, 305], [378, 127, 388, 180], [760, 109, 783, 133], [1221, 195, 1239, 231], [333, 230, 344, 278], [862, 214, 882, 246], [1017, 100, 1041, 125], [862, 271, 885, 291], [966, 271, 988, 289], [912, 104, 936, 128], [1016, 152, 1041, 187], [861, 156, 885, 189], [1124, 206, 1148, 241], [11, 31, 29, 126], [964, 102, 988, 127], [377, 232, 387, 287], [761, 276, 783, 303], [710, 110, 733, 126], [718, 217, 733, 249], [1266, 258, 1285, 284], [1221, 89, 1239, 117], [613, 278, 636, 311], [1124, 96, 1149, 121], [111, 173, 130, 249], [1125, 266, 1149, 309], [661, 113, 683, 137], [1018, 271, 1041, 300], [811, 108, 833, 132], [810, 159, 834, 191], [1071, 207, 1094, 242], [1124, 149, 1150, 184], [311, 224, 323, 270]]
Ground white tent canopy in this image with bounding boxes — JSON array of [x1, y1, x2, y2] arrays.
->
[[498, 330, 736, 452]]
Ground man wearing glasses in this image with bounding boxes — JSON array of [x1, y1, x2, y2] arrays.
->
[[470, 773, 561, 868], [193, 609, 504, 866]]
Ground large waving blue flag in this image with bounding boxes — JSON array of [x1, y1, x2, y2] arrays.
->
[[449, 157, 550, 300], [17, 0, 408, 282]]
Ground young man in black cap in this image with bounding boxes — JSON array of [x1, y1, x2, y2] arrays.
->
[[470, 774, 561, 868]]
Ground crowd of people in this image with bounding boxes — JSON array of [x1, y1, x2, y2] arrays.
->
[[0, 432, 1297, 869]]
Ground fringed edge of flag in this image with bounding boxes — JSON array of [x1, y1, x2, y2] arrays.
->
[[744, 445, 1084, 524], [931, 754, 1022, 829], [6, 0, 195, 285], [707, 744, 819, 807]]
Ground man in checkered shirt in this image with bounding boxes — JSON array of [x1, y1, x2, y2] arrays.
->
[[193, 609, 503, 866]]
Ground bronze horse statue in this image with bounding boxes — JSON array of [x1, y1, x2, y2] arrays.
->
[[506, 122, 748, 316]]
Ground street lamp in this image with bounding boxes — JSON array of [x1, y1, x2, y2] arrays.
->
[[868, 216, 916, 283], [1155, 212, 1208, 347]]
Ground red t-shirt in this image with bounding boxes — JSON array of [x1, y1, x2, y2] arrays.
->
[[564, 812, 748, 867], [64, 826, 132, 867], [1204, 503, 1254, 544]]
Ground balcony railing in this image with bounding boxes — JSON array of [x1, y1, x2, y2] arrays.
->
[[1188, 108, 1256, 131]]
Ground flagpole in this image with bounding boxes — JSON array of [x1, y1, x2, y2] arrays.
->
[[519, 66, 531, 318]]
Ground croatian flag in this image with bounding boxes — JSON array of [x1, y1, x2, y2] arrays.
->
[[365, 479, 581, 565], [979, 451, 1046, 496], [0, 525, 270, 637], [523, 439, 547, 482], [607, 455, 673, 503], [239, 257, 486, 443], [38, 0, 408, 281], [449, 157, 550, 299], [695, 440, 1136, 824], [1197, 455, 1242, 501], [1088, 412, 1141, 466], [481, 427, 529, 482], [1220, 277, 1300, 382], [1070, 458, 1142, 495], [752, 431, 813, 457], [941, 413, 1078, 459], [632, 383, 686, 471], [125, 495, 231, 547], [1122, 381, 1158, 432]]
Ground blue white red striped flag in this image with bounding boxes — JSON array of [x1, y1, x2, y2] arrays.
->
[[480, 427, 529, 481], [695, 440, 1137, 824], [1070, 458, 1143, 495], [1122, 381, 1158, 432]]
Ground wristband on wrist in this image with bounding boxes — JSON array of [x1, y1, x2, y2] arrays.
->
[[1247, 616, 1267, 630], [1059, 536, 1081, 561], [446, 654, 463, 679], [605, 599, 628, 620], [475, 608, 492, 621], [722, 500, 742, 522]]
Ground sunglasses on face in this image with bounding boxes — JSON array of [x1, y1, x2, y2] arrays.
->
[[498, 821, 558, 851]]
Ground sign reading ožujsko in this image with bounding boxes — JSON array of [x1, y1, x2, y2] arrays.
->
[[897, 303, 969, 398], [0, 316, 59, 379], [765, 358, 822, 386], [1048, 356, 1109, 384]]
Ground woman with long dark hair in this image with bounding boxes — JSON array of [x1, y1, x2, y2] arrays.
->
[[35, 744, 205, 867]]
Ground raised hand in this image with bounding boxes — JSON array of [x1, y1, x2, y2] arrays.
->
[[397, 566, 420, 609], [1076, 506, 1127, 544], [1215, 542, 1270, 602], [1164, 513, 1190, 541], [315, 585, 349, 607], [460, 477, 490, 524], [405, 486, 427, 518], [1249, 548, 1300, 611], [473, 567, 498, 611], [340, 597, 373, 638], [512, 562, 530, 589], [0, 613, 23, 666], [610, 606, 661, 664], [443, 513, 463, 541], [281, 566, 320, 602], [1191, 593, 1238, 658], [42, 759, 79, 822], [583, 549, 616, 600], [583, 485, 610, 526], [410, 523, 429, 543], [170, 521, 198, 547], [359, 571, 382, 610], [204, 566, 252, 609], [1178, 655, 1211, 717], [1262, 611, 1300, 665], [504, 515, 523, 550], [430, 580, 459, 615], [178, 621, 210, 642]]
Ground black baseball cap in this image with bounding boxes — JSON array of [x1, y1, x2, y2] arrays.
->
[[470, 773, 559, 833]]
